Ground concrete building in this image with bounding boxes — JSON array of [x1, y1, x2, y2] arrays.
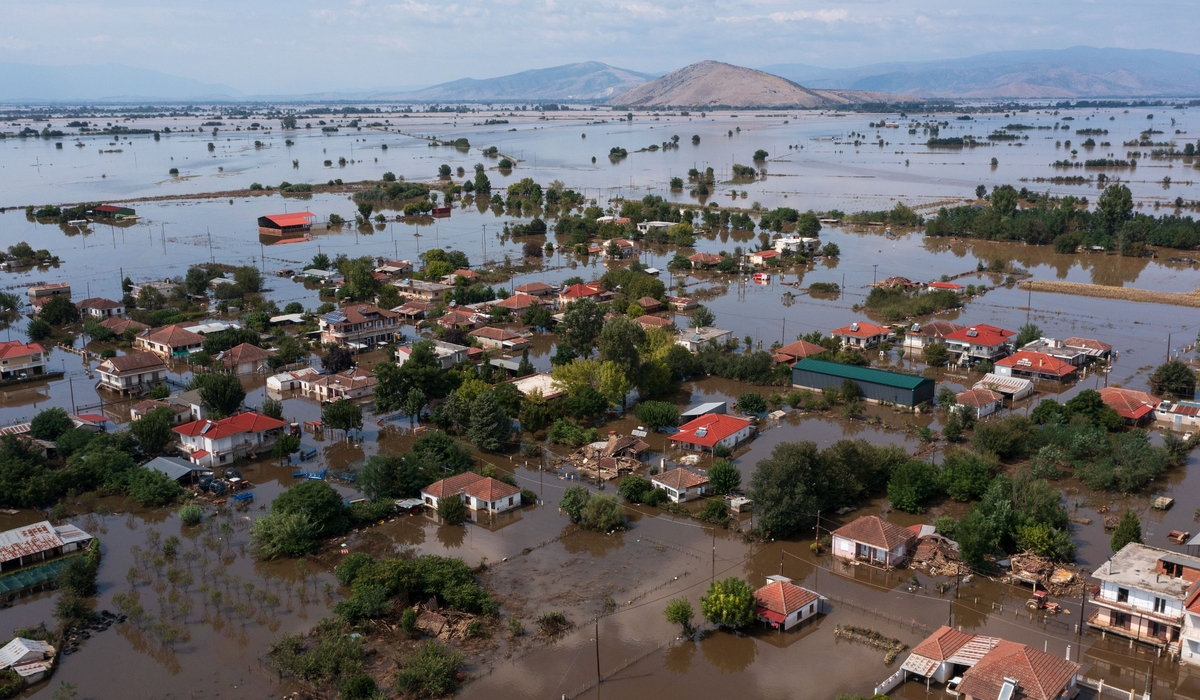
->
[[557, 283, 604, 307], [754, 576, 823, 631], [469, 326, 531, 351], [773, 237, 819, 253], [669, 414, 754, 453], [900, 626, 1000, 685], [420, 472, 522, 514], [1156, 400, 1200, 432], [0, 341, 46, 380], [95, 352, 168, 394], [26, 283, 70, 301], [792, 358, 936, 408], [75, 297, 125, 318], [514, 282, 554, 296], [943, 324, 1015, 365], [748, 250, 780, 266], [676, 327, 733, 352], [394, 279, 453, 302], [1089, 543, 1200, 652], [129, 399, 190, 424], [509, 372, 565, 401], [302, 367, 378, 402], [172, 412, 288, 467], [128, 280, 179, 298], [831, 321, 890, 349], [955, 388, 1003, 418], [650, 467, 710, 503], [831, 515, 917, 568], [898, 628, 1078, 700], [267, 367, 321, 392], [397, 340, 470, 370], [217, 343, 273, 375], [319, 305, 399, 349], [134, 324, 204, 359], [902, 320, 964, 351]]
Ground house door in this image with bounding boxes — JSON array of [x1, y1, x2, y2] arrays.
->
[[856, 543, 870, 560]]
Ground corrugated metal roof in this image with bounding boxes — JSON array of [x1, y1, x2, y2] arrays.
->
[[974, 373, 1033, 395], [144, 455, 195, 481], [682, 402, 727, 417], [792, 358, 932, 390], [0, 521, 64, 563]]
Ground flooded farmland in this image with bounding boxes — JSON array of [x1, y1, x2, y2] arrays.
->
[[1, 102, 1199, 699]]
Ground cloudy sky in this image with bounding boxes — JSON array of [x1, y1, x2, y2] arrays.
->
[[1, 0, 1194, 94]]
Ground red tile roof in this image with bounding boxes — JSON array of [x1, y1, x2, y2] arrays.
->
[[831, 321, 890, 339], [1063, 337, 1112, 353], [754, 580, 820, 616], [514, 282, 553, 294], [831, 515, 916, 551], [911, 625, 977, 661], [928, 281, 964, 290], [463, 477, 520, 501], [906, 320, 964, 338], [635, 315, 674, 329], [493, 293, 540, 310], [173, 412, 287, 439], [1098, 387, 1158, 420], [672, 414, 754, 448], [995, 351, 1077, 378], [775, 339, 825, 362], [560, 283, 602, 299], [956, 388, 1002, 408], [98, 351, 166, 374], [944, 324, 1015, 347], [688, 252, 723, 265], [422, 472, 486, 499], [75, 297, 123, 310], [652, 468, 709, 490], [470, 326, 522, 341], [141, 324, 204, 348], [957, 640, 1080, 700], [100, 317, 148, 334], [0, 341, 43, 359], [752, 250, 780, 259], [221, 343, 272, 368]]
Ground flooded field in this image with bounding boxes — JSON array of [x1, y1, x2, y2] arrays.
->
[[0, 102, 1199, 699]]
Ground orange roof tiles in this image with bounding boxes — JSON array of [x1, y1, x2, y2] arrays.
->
[[831, 515, 916, 551], [754, 580, 820, 616], [652, 468, 709, 490], [944, 324, 1015, 347], [173, 412, 287, 439], [1098, 387, 1158, 420], [832, 321, 890, 338], [0, 341, 43, 359], [995, 351, 1077, 378], [672, 414, 754, 447], [956, 640, 1079, 700]]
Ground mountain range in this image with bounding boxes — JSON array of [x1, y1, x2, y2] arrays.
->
[[3, 47, 1200, 103]]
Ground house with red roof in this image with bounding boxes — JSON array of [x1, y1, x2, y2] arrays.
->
[[0, 341, 46, 380], [650, 467, 710, 503], [469, 326, 531, 351], [669, 414, 754, 454], [217, 343, 273, 375], [172, 412, 288, 467], [900, 625, 1000, 684], [1156, 400, 1200, 432], [995, 351, 1077, 382], [927, 281, 965, 294], [491, 293, 541, 312], [830, 515, 919, 568], [831, 321, 891, 349], [134, 324, 205, 359], [319, 304, 400, 349], [773, 339, 825, 364], [635, 315, 674, 331], [956, 640, 1079, 700], [1063, 337, 1113, 360], [257, 212, 315, 235], [687, 252, 723, 268], [902, 320, 964, 351], [420, 472, 522, 514], [557, 283, 604, 308], [75, 297, 125, 319], [956, 388, 1003, 418], [748, 250, 780, 266], [514, 281, 554, 296], [1097, 387, 1158, 426], [943, 324, 1015, 364], [753, 576, 823, 631]]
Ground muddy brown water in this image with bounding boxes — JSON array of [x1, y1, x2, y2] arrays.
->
[[2, 106, 1200, 698]]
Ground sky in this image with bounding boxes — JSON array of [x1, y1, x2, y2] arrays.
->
[[1, 0, 1197, 94]]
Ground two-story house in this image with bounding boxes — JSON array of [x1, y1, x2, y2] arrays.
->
[[1089, 543, 1200, 654], [0, 341, 46, 381], [75, 297, 125, 319], [172, 412, 288, 467], [319, 305, 399, 349], [397, 340, 471, 370], [134, 324, 205, 359], [943, 324, 1015, 365], [95, 352, 168, 394], [831, 321, 890, 350], [301, 367, 378, 402]]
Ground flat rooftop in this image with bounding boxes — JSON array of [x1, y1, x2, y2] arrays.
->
[[1093, 543, 1200, 598]]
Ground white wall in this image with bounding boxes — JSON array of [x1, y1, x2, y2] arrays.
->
[[1098, 580, 1184, 619]]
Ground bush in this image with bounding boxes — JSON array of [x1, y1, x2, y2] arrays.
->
[[437, 496, 467, 524], [252, 511, 320, 559], [708, 460, 742, 495], [272, 618, 364, 685], [633, 401, 679, 429], [664, 597, 694, 631], [559, 485, 591, 522], [700, 577, 756, 628], [887, 460, 940, 513], [618, 475, 652, 503], [938, 450, 997, 501], [179, 504, 203, 526], [339, 674, 378, 700], [581, 494, 626, 531], [737, 392, 767, 414], [31, 407, 74, 441], [645, 488, 668, 507], [1111, 510, 1143, 552], [697, 499, 729, 524], [395, 642, 464, 698]]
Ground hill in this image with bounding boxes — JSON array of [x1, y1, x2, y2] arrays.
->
[[395, 62, 652, 102], [0, 62, 242, 102], [608, 61, 903, 108], [762, 47, 1200, 98]]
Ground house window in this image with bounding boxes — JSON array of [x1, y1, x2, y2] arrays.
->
[[1117, 588, 1129, 603], [1155, 597, 1167, 614], [508, 497, 513, 506]]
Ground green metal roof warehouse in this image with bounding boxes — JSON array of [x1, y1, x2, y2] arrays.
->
[[791, 358, 936, 407]]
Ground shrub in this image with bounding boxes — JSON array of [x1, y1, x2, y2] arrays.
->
[[938, 450, 997, 501], [645, 488, 668, 507], [708, 460, 742, 495], [737, 392, 767, 414], [178, 504, 203, 526], [1111, 510, 1143, 552], [887, 460, 940, 513], [618, 475, 652, 503], [395, 642, 464, 698], [339, 674, 378, 700], [437, 496, 467, 524], [559, 486, 591, 523], [663, 597, 694, 632], [697, 499, 729, 524], [271, 618, 364, 685], [251, 511, 319, 559], [581, 494, 626, 531], [700, 577, 756, 628]]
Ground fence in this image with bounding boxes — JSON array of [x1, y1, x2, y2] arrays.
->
[[875, 669, 907, 696], [822, 592, 933, 636], [1078, 676, 1150, 700]]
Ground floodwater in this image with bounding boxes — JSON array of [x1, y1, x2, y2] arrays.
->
[[1, 104, 1199, 698]]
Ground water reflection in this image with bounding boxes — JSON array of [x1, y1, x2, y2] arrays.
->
[[662, 638, 696, 674], [698, 629, 757, 674]]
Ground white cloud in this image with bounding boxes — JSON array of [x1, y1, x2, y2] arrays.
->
[[768, 9, 849, 22]]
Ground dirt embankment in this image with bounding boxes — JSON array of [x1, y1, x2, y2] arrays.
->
[[1020, 280, 1200, 308]]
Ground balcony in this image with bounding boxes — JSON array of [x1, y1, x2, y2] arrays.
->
[[1088, 592, 1183, 626], [1087, 608, 1177, 648]]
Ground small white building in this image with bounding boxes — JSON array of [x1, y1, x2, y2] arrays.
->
[[0, 341, 46, 380], [75, 297, 125, 318], [267, 367, 321, 392], [955, 388, 1003, 418], [636, 220, 673, 235], [303, 268, 344, 283], [675, 327, 733, 353], [830, 515, 917, 569], [0, 638, 56, 686], [773, 237, 819, 254], [420, 472, 522, 514], [217, 343, 273, 375], [754, 576, 824, 631], [650, 467, 710, 503], [1156, 401, 1200, 432]]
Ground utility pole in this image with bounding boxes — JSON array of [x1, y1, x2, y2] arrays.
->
[[873, 264, 879, 287], [594, 618, 601, 689]]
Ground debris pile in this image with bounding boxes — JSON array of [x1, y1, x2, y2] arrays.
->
[[1004, 551, 1086, 597], [561, 433, 650, 481], [911, 536, 969, 577], [412, 599, 477, 641]]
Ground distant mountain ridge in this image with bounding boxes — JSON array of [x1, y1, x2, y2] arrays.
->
[[761, 47, 1200, 98], [0, 62, 242, 102], [392, 62, 653, 102], [609, 61, 904, 108]]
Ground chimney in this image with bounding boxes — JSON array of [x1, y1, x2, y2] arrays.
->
[[1107, 559, 1112, 575]]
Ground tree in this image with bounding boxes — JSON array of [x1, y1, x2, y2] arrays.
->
[[663, 598, 694, 633], [262, 397, 284, 420], [1110, 510, 1143, 552], [273, 433, 300, 464], [737, 392, 767, 414], [310, 253, 331, 270], [130, 406, 175, 455], [581, 494, 626, 531], [137, 285, 166, 310], [518, 390, 552, 434], [559, 486, 591, 523], [195, 373, 246, 418], [1150, 360, 1196, 399], [923, 343, 950, 367], [38, 295, 80, 325], [634, 401, 679, 430], [516, 349, 534, 377], [748, 442, 822, 538], [323, 346, 354, 374], [598, 315, 646, 380], [373, 360, 405, 414], [1096, 183, 1134, 234], [273, 480, 348, 535], [938, 450, 996, 501], [27, 318, 51, 342], [1015, 323, 1042, 348], [708, 460, 742, 495], [467, 391, 512, 451], [558, 298, 605, 354], [1063, 389, 1123, 431], [403, 388, 427, 425], [437, 495, 467, 524], [618, 475, 652, 503], [887, 460, 939, 513], [251, 511, 319, 559], [234, 265, 263, 294], [31, 407, 74, 441], [689, 305, 715, 328], [322, 400, 364, 438], [700, 577, 756, 628]]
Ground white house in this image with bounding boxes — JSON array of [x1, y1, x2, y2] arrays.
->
[[0, 638, 56, 686], [95, 352, 168, 394], [902, 320, 963, 351], [754, 576, 824, 631], [172, 412, 288, 467], [830, 515, 917, 569], [748, 250, 781, 266], [397, 340, 471, 370], [900, 626, 1000, 685], [955, 388, 1003, 418], [420, 472, 522, 514], [217, 343, 273, 375], [267, 367, 321, 392], [650, 467, 709, 503], [669, 414, 755, 453], [636, 220, 673, 235], [774, 237, 819, 254], [831, 321, 890, 350], [75, 297, 125, 318], [675, 327, 733, 353], [0, 341, 46, 381], [302, 367, 377, 402], [943, 324, 1016, 364], [1156, 401, 1200, 432], [469, 326, 531, 351], [1089, 543, 1199, 650]]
